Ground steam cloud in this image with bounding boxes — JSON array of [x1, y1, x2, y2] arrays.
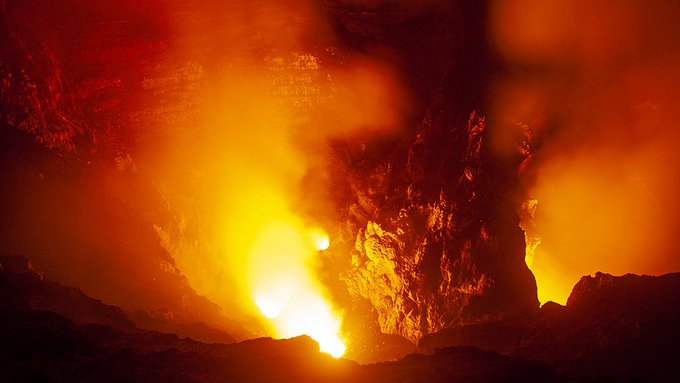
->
[[490, 0, 680, 303], [0, 0, 409, 343], [142, 0, 408, 333]]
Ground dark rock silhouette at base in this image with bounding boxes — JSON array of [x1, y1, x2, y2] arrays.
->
[[3, 256, 679, 382], [515, 272, 680, 382]]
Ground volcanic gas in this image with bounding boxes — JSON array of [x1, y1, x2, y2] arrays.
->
[[2, 2, 680, 379]]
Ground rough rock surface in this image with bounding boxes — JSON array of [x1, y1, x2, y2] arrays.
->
[[0, 307, 561, 383], [342, 109, 538, 343], [514, 272, 680, 382], [0, 255, 238, 345], [0, 0, 539, 358], [1, 0, 257, 344], [0, 255, 137, 332], [3, 255, 679, 381], [334, 1, 538, 345]]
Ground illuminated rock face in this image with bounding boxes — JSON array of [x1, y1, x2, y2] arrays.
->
[[0, 0, 539, 357], [342, 106, 538, 343], [334, 2, 539, 344]]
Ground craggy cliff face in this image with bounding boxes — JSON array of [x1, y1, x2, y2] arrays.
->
[[0, 0, 538, 361], [330, 1, 538, 347], [342, 106, 537, 344]]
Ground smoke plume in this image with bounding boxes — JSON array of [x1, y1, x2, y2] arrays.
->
[[490, 0, 680, 303], [139, 0, 408, 344]]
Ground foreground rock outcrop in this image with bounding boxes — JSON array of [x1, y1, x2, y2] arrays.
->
[[0, 311, 561, 383], [417, 271, 680, 381], [3, 256, 679, 382], [0, 257, 559, 383], [330, 1, 538, 352], [0, 256, 559, 382], [0, 255, 239, 345], [514, 272, 680, 382]]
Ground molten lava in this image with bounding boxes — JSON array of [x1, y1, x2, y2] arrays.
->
[[309, 228, 330, 252], [250, 223, 345, 357]]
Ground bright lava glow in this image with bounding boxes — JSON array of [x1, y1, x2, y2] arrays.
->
[[255, 294, 286, 319], [309, 228, 330, 251], [249, 222, 345, 358]]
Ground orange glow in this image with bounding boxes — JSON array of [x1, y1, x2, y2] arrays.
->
[[147, 56, 402, 355], [0, 0, 402, 353], [309, 228, 330, 251], [493, 0, 680, 304], [249, 221, 345, 357], [520, 199, 540, 269], [141, 1, 405, 356]]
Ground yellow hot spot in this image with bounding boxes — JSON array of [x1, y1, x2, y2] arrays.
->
[[533, 260, 572, 305], [255, 292, 288, 319], [263, 289, 346, 358], [308, 228, 330, 251], [249, 221, 345, 358]]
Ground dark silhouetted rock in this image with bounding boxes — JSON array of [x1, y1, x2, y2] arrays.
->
[[0, 259, 558, 382], [0, 255, 239, 345], [0, 307, 561, 383], [514, 272, 680, 382], [5, 255, 679, 382], [362, 346, 560, 383], [418, 317, 533, 355], [0, 255, 137, 331]]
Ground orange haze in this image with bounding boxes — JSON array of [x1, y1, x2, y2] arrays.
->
[[1, 0, 409, 353], [138, 0, 407, 354], [490, 0, 680, 304]]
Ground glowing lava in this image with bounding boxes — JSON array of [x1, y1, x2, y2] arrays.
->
[[520, 199, 569, 304], [309, 228, 330, 251], [250, 223, 345, 358]]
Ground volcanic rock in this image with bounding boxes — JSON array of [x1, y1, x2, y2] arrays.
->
[[0, 308, 560, 383], [0, 0, 540, 361], [0, 255, 137, 331], [0, 260, 560, 382], [3, 254, 679, 382], [514, 272, 680, 382], [336, 1, 538, 347], [0, 255, 238, 345]]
